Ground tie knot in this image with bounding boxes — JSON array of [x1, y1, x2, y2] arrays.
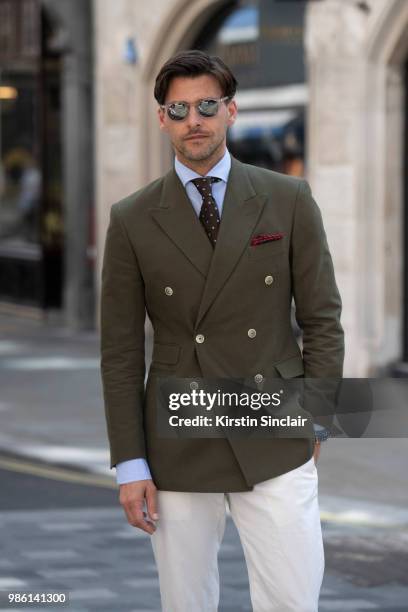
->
[[191, 176, 221, 197]]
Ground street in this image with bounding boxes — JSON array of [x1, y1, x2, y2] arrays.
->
[[0, 312, 407, 611]]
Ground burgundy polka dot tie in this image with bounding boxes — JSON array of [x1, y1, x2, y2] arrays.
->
[[191, 176, 222, 247]]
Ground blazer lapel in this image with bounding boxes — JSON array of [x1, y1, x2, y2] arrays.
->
[[149, 167, 213, 277], [195, 156, 267, 328]]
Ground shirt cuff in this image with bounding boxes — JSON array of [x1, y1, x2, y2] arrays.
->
[[115, 458, 152, 484]]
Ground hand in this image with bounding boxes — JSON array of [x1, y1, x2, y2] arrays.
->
[[313, 440, 321, 465], [119, 479, 158, 535]]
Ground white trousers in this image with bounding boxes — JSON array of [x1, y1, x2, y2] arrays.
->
[[150, 456, 324, 612]]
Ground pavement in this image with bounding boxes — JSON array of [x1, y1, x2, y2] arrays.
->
[[0, 310, 407, 611], [0, 504, 406, 612]]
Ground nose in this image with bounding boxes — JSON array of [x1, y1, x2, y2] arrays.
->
[[186, 104, 203, 128]]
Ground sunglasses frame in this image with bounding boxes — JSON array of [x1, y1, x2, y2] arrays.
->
[[160, 96, 231, 121]]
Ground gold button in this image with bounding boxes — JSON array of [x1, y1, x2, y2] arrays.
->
[[165, 286, 173, 296], [190, 381, 199, 390], [265, 275, 274, 286], [195, 334, 205, 344], [254, 373, 264, 384], [248, 328, 257, 338]]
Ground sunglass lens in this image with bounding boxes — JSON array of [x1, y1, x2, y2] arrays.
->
[[198, 99, 219, 116], [168, 102, 188, 120]]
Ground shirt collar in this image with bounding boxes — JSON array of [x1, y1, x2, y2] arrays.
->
[[174, 148, 231, 188]]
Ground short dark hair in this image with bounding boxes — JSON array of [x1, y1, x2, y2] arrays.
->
[[154, 49, 238, 105]]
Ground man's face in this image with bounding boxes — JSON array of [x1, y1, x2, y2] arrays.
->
[[158, 74, 237, 166]]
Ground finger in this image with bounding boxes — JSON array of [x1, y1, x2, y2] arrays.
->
[[129, 517, 156, 535], [134, 517, 156, 535], [125, 502, 156, 534], [146, 487, 159, 522]]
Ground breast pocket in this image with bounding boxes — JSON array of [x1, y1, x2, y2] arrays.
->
[[248, 240, 286, 262]]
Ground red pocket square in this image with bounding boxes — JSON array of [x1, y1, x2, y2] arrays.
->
[[250, 232, 284, 246]]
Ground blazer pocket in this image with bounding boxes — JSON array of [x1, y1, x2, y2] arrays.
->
[[151, 342, 180, 366], [273, 354, 304, 378], [248, 240, 286, 261]]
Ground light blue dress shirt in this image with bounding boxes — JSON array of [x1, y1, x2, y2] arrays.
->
[[115, 149, 232, 485]]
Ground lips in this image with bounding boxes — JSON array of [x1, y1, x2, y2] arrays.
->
[[185, 134, 209, 140]]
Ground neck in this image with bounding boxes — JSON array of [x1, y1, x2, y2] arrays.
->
[[175, 145, 226, 176]]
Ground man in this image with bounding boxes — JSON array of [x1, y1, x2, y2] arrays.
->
[[100, 50, 344, 612]]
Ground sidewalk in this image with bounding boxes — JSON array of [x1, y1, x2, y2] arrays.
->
[[0, 504, 407, 612], [0, 310, 110, 477]]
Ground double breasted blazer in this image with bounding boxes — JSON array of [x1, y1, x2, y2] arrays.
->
[[100, 155, 344, 492]]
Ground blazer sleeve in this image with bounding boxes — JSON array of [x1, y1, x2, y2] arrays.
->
[[290, 179, 345, 378], [100, 203, 146, 468]]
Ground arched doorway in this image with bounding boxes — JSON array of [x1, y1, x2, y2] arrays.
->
[[141, 0, 308, 182]]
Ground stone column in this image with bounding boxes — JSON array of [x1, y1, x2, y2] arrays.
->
[[44, 0, 95, 330], [305, 0, 375, 375]]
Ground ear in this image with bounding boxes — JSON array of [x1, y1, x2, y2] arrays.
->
[[158, 106, 168, 132], [226, 99, 238, 127]]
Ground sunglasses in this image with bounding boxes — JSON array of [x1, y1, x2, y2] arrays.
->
[[160, 96, 231, 121]]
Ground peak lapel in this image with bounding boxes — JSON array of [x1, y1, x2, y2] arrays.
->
[[195, 156, 267, 329], [149, 167, 213, 277]]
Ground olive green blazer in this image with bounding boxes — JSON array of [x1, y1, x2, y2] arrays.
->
[[100, 155, 344, 491]]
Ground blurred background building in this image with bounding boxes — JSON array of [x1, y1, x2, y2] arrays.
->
[[1, 0, 408, 377], [0, 0, 94, 327]]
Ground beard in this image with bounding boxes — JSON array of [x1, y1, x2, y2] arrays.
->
[[174, 132, 225, 162]]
